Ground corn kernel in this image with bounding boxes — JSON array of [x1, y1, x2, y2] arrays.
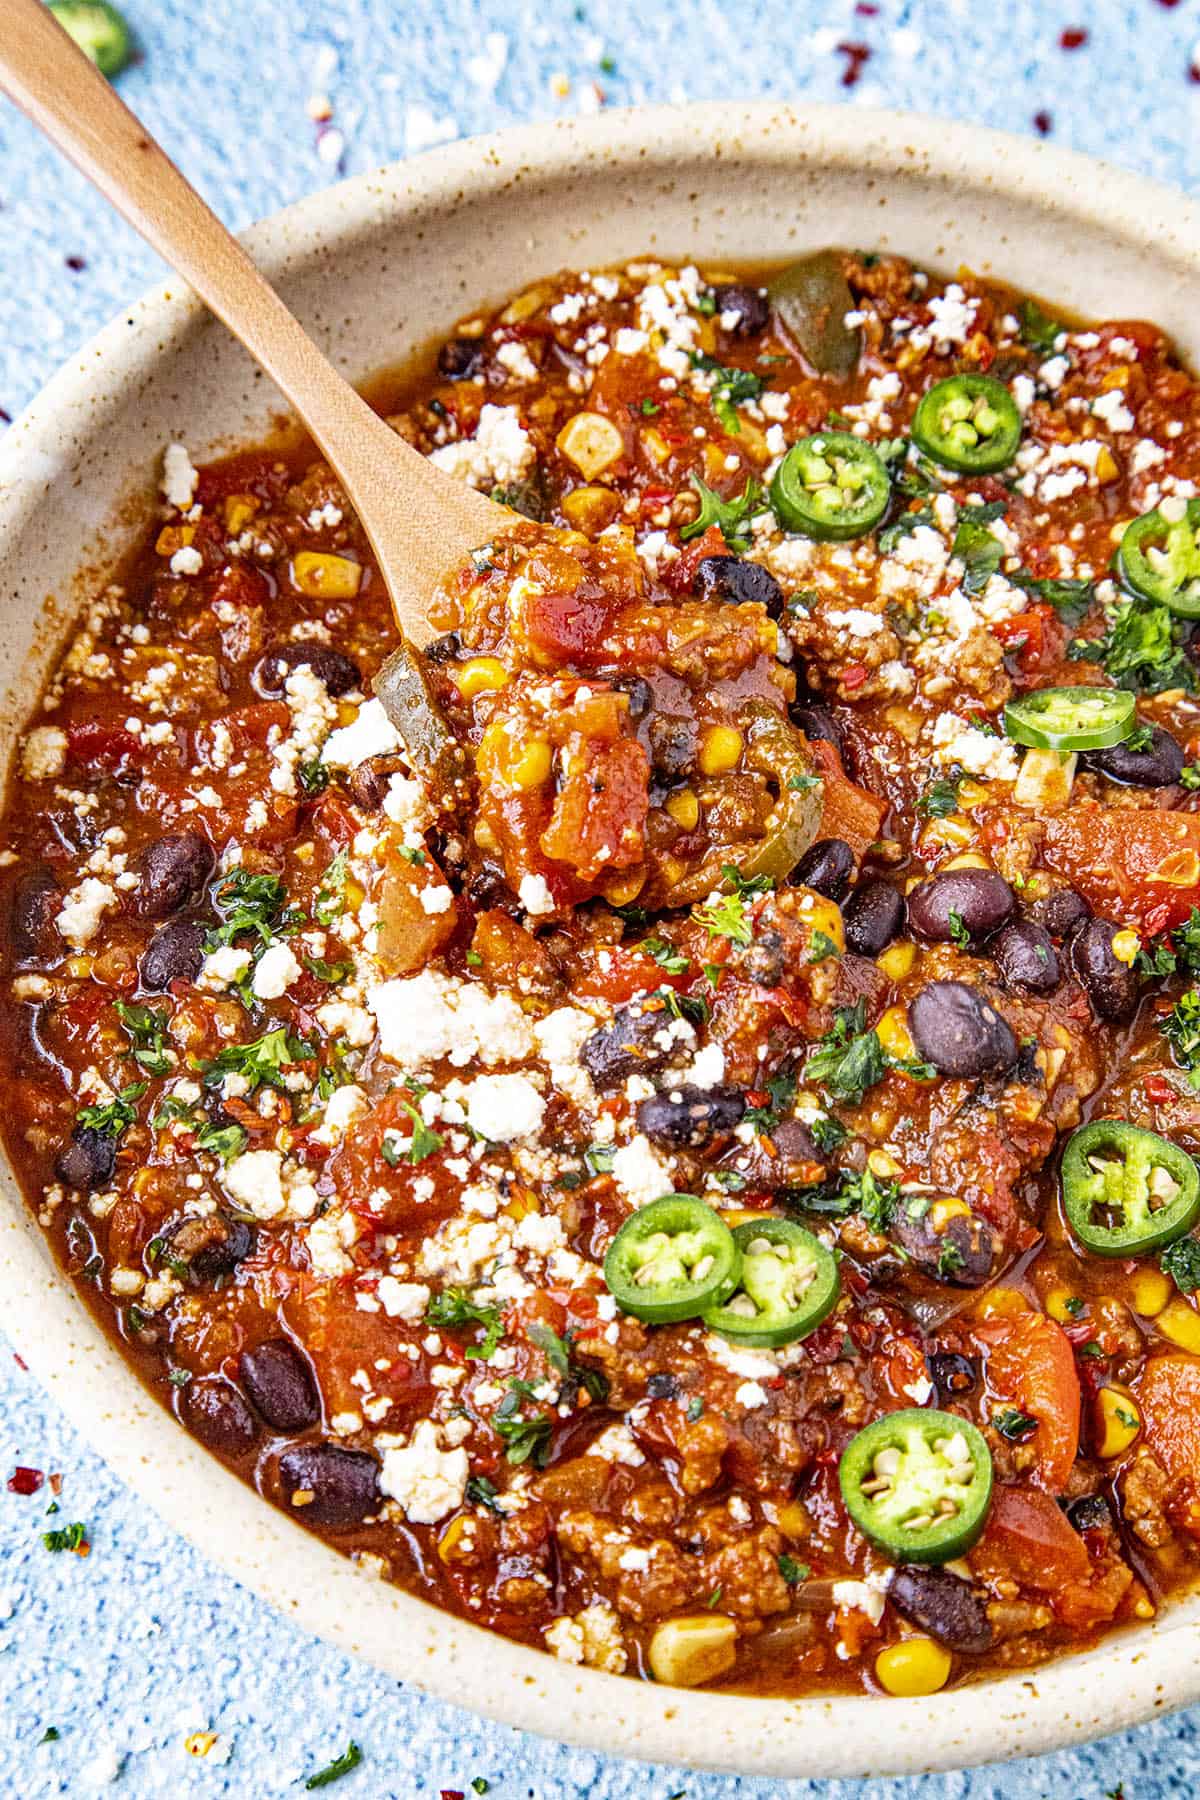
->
[[795, 892, 845, 951], [477, 720, 553, 791], [1046, 1286, 1084, 1324], [556, 411, 626, 480], [1096, 446, 1120, 484], [184, 1732, 219, 1760], [1096, 1386, 1141, 1460], [437, 1513, 472, 1564], [868, 1149, 902, 1179], [155, 523, 195, 556], [603, 869, 646, 906], [929, 1197, 971, 1230], [876, 1005, 915, 1062], [666, 788, 701, 831], [943, 852, 990, 872], [223, 494, 259, 533], [65, 955, 93, 978], [1157, 1296, 1200, 1355], [561, 485, 620, 532], [648, 1615, 738, 1688], [974, 1286, 1029, 1320], [660, 855, 687, 888], [1111, 929, 1141, 967], [776, 1501, 810, 1541], [919, 815, 974, 851], [1130, 1269, 1172, 1318], [956, 779, 990, 810], [697, 725, 744, 776], [451, 656, 509, 699], [1013, 748, 1077, 809], [875, 1637, 952, 1697], [510, 740, 553, 790], [1133, 1594, 1157, 1620], [292, 550, 361, 599], [878, 941, 916, 982]]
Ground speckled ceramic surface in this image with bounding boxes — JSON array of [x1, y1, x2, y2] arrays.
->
[[4, 82, 1200, 1796]]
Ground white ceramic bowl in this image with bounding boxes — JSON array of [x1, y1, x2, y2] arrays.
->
[[2, 101, 1199, 1779]]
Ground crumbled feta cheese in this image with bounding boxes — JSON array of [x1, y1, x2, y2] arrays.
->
[[459, 1073, 546, 1143], [1092, 388, 1135, 434], [544, 1602, 627, 1674], [518, 872, 555, 916], [21, 726, 68, 780], [224, 1149, 285, 1221], [54, 878, 117, 948], [930, 714, 1019, 781], [376, 1277, 430, 1322], [379, 1420, 468, 1523], [250, 941, 302, 1000], [321, 698, 402, 769], [495, 339, 539, 383], [169, 545, 204, 577], [368, 969, 535, 1069], [611, 1133, 674, 1208], [418, 884, 455, 915], [428, 404, 535, 490], [161, 442, 199, 510], [832, 1572, 892, 1625]]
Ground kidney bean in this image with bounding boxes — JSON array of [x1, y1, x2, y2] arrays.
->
[[239, 1338, 321, 1433], [693, 555, 784, 614], [134, 832, 215, 921], [437, 337, 484, 380], [710, 283, 771, 337], [55, 1126, 116, 1192], [732, 1117, 830, 1195], [636, 1083, 747, 1149], [581, 1002, 685, 1090], [164, 1211, 255, 1282], [926, 1350, 979, 1405], [793, 837, 855, 902], [907, 869, 1015, 946], [889, 1566, 993, 1654], [139, 918, 206, 990], [1081, 724, 1184, 788], [789, 700, 843, 753], [182, 1377, 258, 1457], [843, 880, 906, 957], [1028, 887, 1091, 940], [908, 980, 1017, 1078], [278, 1442, 380, 1527], [992, 920, 1060, 994], [9, 867, 60, 962], [255, 642, 362, 698], [1070, 917, 1139, 1023]]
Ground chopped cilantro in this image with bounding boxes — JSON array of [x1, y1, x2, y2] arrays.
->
[[314, 849, 351, 926], [115, 1001, 172, 1076], [426, 1289, 504, 1360], [381, 1100, 443, 1164], [837, 1165, 900, 1233], [917, 773, 964, 819], [1161, 1234, 1200, 1294], [809, 929, 840, 964], [1069, 597, 1195, 695], [951, 515, 1003, 594], [1162, 988, 1200, 1088], [638, 936, 691, 974], [304, 955, 352, 985], [41, 1520, 88, 1553], [1017, 296, 1063, 354], [804, 1002, 887, 1107], [686, 1395, 705, 1421], [809, 1113, 848, 1154], [494, 1382, 553, 1466], [465, 1475, 502, 1512], [297, 757, 330, 797], [947, 909, 971, 951], [993, 1407, 1039, 1441], [38, 1726, 60, 1744], [878, 502, 934, 553], [743, 1065, 798, 1133], [937, 1239, 966, 1277], [1011, 568, 1096, 623], [694, 890, 753, 948], [206, 867, 296, 949], [528, 1320, 609, 1403], [680, 474, 763, 552], [691, 352, 766, 435], [304, 1741, 363, 1789], [76, 1082, 145, 1137], [194, 1119, 248, 1163], [201, 1027, 312, 1096], [778, 1554, 810, 1586]]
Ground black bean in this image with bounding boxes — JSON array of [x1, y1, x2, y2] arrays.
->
[[890, 1205, 996, 1287], [647, 714, 697, 781], [1028, 887, 1091, 940], [907, 870, 1015, 946], [741, 927, 787, 988], [1070, 917, 1139, 1023], [437, 337, 484, 380], [926, 1350, 979, 1404], [711, 283, 771, 338], [992, 920, 1060, 995], [10, 867, 60, 962], [580, 1002, 682, 1091], [637, 1083, 747, 1149], [240, 1338, 321, 1433], [134, 832, 215, 921], [889, 1566, 993, 1655], [164, 1211, 255, 1282], [843, 881, 906, 957], [793, 837, 855, 902], [646, 1373, 680, 1399], [693, 555, 784, 615], [467, 863, 509, 910], [278, 1442, 380, 1527], [182, 1377, 258, 1457], [255, 641, 362, 698], [1067, 1493, 1113, 1533], [55, 1126, 116, 1192], [139, 917, 206, 991], [789, 700, 843, 753], [347, 754, 408, 811], [1081, 725, 1184, 788], [614, 675, 655, 719], [423, 630, 463, 665], [908, 981, 1017, 1078]]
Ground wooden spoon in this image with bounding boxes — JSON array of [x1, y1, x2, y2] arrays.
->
[[1, 0, 511, 645]]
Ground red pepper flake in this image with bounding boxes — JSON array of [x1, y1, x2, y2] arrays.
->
[[855, 1, 879, 13], [12, 1351, 26, 1370], [64, 254, 87, 272], [1190, 59, 1200, 84], [1059, 26, 1088, 48], [1145, 1072, 1176, 1107], [441, 1791, 466, 1799], [835, 41, 872, 87], [7, 1466, 43, 1496], [49, 1472, 63, 1495], [1033, 110, 1053, 136]]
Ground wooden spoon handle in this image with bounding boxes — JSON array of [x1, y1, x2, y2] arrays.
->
[[0, 0, 502, 639]]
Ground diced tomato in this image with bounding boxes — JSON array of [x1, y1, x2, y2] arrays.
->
[[993, 603, 1066, 678], [1144, 1072, 1177, 1108], [973, 1313, 1081, 1493], [973, 1483, 1089, 1587], [804, 737, 887, 857], [6, 1466, 43, 1496], [541, 732, 649, 880], [65, 720, 144, 777], [660, 526, 726, 595], [1135, 1355, 1200, 1484], [523, 587, 614, 663], [1043, 804, 1200, 933], [572, 944, 691, 1003]]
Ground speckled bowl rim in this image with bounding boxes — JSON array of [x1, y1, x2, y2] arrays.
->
[[2, 101, 1200, 1780]]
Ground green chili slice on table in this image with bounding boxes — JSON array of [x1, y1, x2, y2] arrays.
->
[[1119, 501, 1200, 617], [1060, 1120, 1200, 1258], [604, 1194, 742, 1324], [911, 375, 1021, 474], [49, 1, 132, 76], [769, 434, 890, 541], [1004, 685, 1135, 752], [839, 1409, 994, 1564], [702, 1218, 840, 1347]]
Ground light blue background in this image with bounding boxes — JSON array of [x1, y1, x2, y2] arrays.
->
[[3, 1, 1200, 1792]]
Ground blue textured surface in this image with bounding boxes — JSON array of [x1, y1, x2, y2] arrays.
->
[[3, 1, 1200, 1792]]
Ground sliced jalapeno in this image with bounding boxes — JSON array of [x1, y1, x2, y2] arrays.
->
[[839, 1409, 993, 1564], [703, 1218, 840, 1348], [1118, 501, 1200, 617], [767, 252, 861, 379], [1004, 685, 1135, 752], [769, 434, 890, 541], [911, 375, 1021, 474], [604, 1194, 742, 1324], [1061, 1120, 1200, 1258], [49, 1, 132, 76]]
